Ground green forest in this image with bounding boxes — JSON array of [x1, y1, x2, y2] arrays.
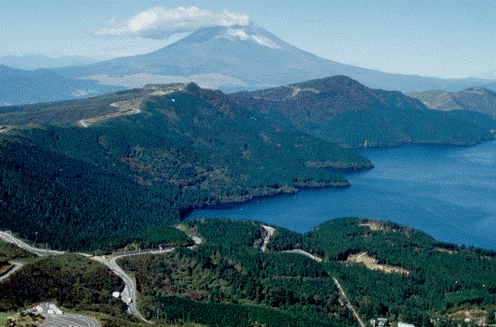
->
[[0, 83, 371, 251], [1, 81, 495, 327], [106, 218, 496, 327], [233, 76, 496, 148]]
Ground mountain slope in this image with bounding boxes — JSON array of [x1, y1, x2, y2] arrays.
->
[[0, 54, 97, 70], [56, 24, 495, 94], [0, 83, 371, 251], [0, 64, 122, 106], [409, 87, 496, 117], [233, 76, 496, 147]]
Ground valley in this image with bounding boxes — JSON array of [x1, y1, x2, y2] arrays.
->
[[0, 74, 495, 326], [3, 218, 491, 327], [0, 12, 495, 326]]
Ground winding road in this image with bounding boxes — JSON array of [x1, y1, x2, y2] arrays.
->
[[0, 262, 23, 282], [260, 226, 364, 327], [1, 224, 364, 327], [0, 231, 65, 256], [41, 313, 100, 327], [78, 101, 141, 128], [91, 248, 178, 324]]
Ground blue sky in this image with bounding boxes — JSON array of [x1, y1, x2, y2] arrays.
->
[[1, 0, 494, 79]]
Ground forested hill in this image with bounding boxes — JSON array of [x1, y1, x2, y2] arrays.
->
[[408, 87, 496, 117], [0, 83, 371, 251], [108, 218, 496, 327], [304, 218, 496, 326], [233, 75, 496, 148]]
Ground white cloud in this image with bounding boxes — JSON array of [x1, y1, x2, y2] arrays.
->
[[93, 6, 250, 39]]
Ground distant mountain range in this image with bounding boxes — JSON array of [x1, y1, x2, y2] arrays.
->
[[0, 54, 97, 70], [409, 87, 496, 117], [2, 23, 495, 105], [55, 24, 496, 94], [0, 65, 122, 106], [233, 76, 496, 148]]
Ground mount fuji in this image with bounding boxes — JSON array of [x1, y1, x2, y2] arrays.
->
[[53, 23, 496, 93]]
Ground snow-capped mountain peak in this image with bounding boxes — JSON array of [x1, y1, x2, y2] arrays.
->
[[217, 26, 282, 49]]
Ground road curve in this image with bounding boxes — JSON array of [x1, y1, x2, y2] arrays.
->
[[0, 231, 65, 256], [0, 262, 23, 282], [283, 249, 323, 262], [78, 101, 141, 128], [92, 248, 177, 324]]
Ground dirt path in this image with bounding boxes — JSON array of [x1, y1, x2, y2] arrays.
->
[[347, 252, 410, 275], [283, 249, 323, 262], [78, 100, 141, 128], [260, 225, 275, 252], [333, 277, 366, 327], [256, 224, 362, 327]]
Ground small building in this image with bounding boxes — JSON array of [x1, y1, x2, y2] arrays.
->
[[371, 318, 389, 327]]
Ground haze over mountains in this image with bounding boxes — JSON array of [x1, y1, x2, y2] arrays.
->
[[0, 64, 122, 106], [0, 54, 97, 70], [55, 24, 495, 93], [409, 87, 496, 117], [2, 23, 495, 106]]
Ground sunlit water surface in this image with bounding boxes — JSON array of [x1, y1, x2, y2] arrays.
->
[[187, 141, 496, 250]]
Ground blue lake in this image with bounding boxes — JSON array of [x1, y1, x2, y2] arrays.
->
[[187, 140, 496, 250]]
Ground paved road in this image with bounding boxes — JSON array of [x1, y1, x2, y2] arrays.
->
[[256, 225, 363, 327], [0, 262, 23, 282], [283, 249, 323, 262], [0, 231, 65, 256], [41, 313, 100, 327], [92, 248, 178, 324], [0, 227, 202, 324], [79, 101, 141, 128], [333, 277, 366, 327]]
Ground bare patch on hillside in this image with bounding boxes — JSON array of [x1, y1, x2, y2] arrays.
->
[[346, 252, 410, 275], [359, 221, 384, 231]]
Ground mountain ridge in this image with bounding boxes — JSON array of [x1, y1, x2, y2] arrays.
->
[[233, 75, 496, 147], [0, 64, 123, 106], [409, 87, 496, 117], [0, 82, 371, 251], [54, 24, 496, 94]]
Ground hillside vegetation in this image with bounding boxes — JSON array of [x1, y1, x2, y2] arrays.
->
[[0, 253, 125, 314], [117, 219, 353, 327], [233, 76, 496, 147], [409, 87, 496, 117], [273, 218, 496, 326], [111, 218, 496, 327], [0, 83, 370, 251]]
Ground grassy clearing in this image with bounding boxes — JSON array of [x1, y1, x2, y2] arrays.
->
[[346, 252, 410, 275]]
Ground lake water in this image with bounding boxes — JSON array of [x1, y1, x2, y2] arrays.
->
[[187, 140, 496, 250]]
